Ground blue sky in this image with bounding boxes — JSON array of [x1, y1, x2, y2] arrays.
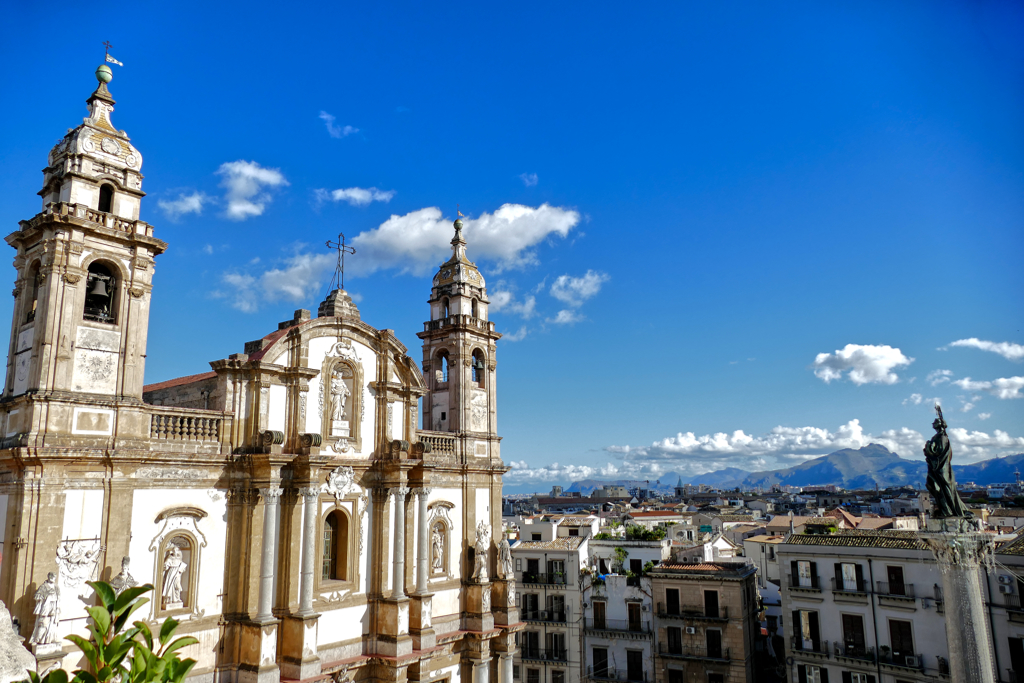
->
[[2, 1, 1022, 492]]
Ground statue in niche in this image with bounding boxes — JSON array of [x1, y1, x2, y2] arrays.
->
[[924, 405, 972, 519], [499, 538, 514, 579], [110, 556, 138, 595], [432, 526, 444, 573], [162, 544, 187, 607], [472, 522, 490, 582], [28, 573, 60, 646], [331, 368, 350, 421]]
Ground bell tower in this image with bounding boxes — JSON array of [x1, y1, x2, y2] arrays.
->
[[418, 217, 501, 437], [2, 64, 165, 424]]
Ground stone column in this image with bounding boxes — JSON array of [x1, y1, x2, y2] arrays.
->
[[415, 487, 431, 593], [498, 654, 513, 683], [298, 487, 320, 616], [921, 518, 995, 683], [256, 485, 282, 621], [391, 487, 410, 597]]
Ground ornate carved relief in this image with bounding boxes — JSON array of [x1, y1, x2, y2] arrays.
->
[[63, 273, 81, 285], [323, 466, 357, 502], [56, 540, 103, 589], [319, 338, 362, 454], [358, 492, 369, 555]]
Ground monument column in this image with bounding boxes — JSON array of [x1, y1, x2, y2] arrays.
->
[[415, 487, 431, 592], [256, 486, 282, 621], [410, 487, 436, 651], [298, 487, 320, 615], [392, 486, 410, 597], [280, 487, 323, 680]]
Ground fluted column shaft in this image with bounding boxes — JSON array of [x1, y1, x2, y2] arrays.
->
[[415, 488, 432, 593], [392, 487, 410, 597], [256, 486, 282, 621], [298, 487, 320, 615]]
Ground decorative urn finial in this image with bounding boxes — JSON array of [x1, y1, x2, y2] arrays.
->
[[96, 64, 113, 84]]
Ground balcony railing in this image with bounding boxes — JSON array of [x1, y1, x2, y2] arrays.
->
[[521, 572, 569, 586], [878, 651, 924, 671], [586, 667, 647, 682], [788, 574, 821, 590], [830, 578, 870, 594], [520, 648, 568, 662], [1004, 594, 1023, 611], [522, 611, 567, 623], [834, 643, 875, 662], [418, 431, 458, 456], [657, 643, 729, 661], [657, 603, 729, 620], [875, 582, 915, 598], [584, 618, 651, 634], [790, 637, 830, 655], [148, 407, 231, 443]]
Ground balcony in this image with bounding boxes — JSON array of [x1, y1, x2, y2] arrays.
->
[[523, 611, 567, 623], [790, 637, 830, 659], [657, 603, 729, 620], [657, 643, 729, 662], [834, 643, 875, 663], [788, 574, 821, 592], [878, 651, 925, 672], [584, 618, 651, 634], [1004, 594, 1024, 611], [875, 582, 915, 599], [520, 648, 568, 663], [830, 577, 870, 594], [521, 572, 569, 586], [586, 667, 647, 683]]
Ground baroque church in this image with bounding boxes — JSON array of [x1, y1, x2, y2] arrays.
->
[[0, 64, 519, 683]]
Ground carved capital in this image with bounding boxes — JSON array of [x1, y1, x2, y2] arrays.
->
[[390, 486, 410, 499], [414, 487, 432, 498], [299, 486, 321, 503], [128, 286, 145, 298], [11, 288, 20, 299], [259, 485, 283, 504], [63, 273, 81, 285]]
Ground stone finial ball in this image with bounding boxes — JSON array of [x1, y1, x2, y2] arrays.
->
[[96, 64, 113, 83], [454, 218, 464, 230]]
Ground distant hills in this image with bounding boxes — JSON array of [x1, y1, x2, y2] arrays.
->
[[549, 444, 1024, 495]]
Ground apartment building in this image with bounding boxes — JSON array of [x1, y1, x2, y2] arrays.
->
[[650, 562, 759, 683], [779, 530, 949, 683], [513, 537, 588, 683], [986, 531, 1024, 682]]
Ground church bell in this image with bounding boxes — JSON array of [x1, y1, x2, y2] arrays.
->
[[88, 276, 109, 298]]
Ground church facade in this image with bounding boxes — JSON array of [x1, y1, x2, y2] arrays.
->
[[0, 65, 519, 683]]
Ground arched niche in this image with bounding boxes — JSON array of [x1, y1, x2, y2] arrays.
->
[[319, 340, 363, 451]]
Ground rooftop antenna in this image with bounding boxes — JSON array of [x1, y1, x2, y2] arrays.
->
[[325, 232, 356, 292]]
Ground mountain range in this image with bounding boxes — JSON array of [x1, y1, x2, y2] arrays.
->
[[554, 444, 1024, 495]]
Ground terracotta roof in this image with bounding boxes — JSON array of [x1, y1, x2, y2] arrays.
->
[[997, 529, 1024, 556], [143, 371, 217, 393], [992, 509, 1024, 518], [628, 511, 681, 518], [512, 537, 586, 551], [555, 516, 597, 526], [784, 530, 930, 551], [659, 563, 727, 571], [855, 517, 894, 530], [744, 535, 786, 544], [248, 327, 290, 361]]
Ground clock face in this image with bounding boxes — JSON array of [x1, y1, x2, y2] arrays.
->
[[101, 137, 121, 156]]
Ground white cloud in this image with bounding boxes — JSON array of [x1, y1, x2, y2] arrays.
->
[[961, 402, 976, 413], [550, 270, 610, 307], [202, 244, 214, 255], [349, 203, 580, 276], [947, 338, 1024, 362], [953, 376, 1024, 400], [315, 187, 395, 207], [218, 251, 335, 312], [927, 369, 954, 386], [216, 160, 289, 220], [503, 326, 528, 342], [519, 172, 539, 187], [978, 413, 992, 420], [490, 289, 536, 318], [548, 309, 584, 324], [505, 460, 624, 485], [319, 111, 358, 138], [904, 394, 923, 406], [812, 344, 914, 385], [157, 191, 208, 220]]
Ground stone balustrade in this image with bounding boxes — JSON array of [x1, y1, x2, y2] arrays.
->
[[148, 406, 231, 443]]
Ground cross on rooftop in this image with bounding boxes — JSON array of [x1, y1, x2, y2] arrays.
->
[[326, 232, 356, 292], [103, 41, 113, 56]]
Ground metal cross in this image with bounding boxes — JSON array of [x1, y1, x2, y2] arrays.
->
[[325, 232, 356, 292], [103, 41, 113, 56]]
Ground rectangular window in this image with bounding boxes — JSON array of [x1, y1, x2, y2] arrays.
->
[[665, 588, 680, 615], [798, 560, 813, 587], [667, 626, 682, 655], [793, 610, 820, 651], [527, 670, 540, 683], [706, 629, 722, 659], [630, 558, 642, 573], [593, 601, 606, 629], [532, 533, 541, 541], [598, 558, 609, 574], [523, 632, 540, 659], [708, 676, 725, 683], [842, 614, 866, 656], [887, 566, 906, 596], [704, 590, 719, 618], [627, 602, 641, 631], [889, 619, 914, 658], [549, 595, 565, 620], [548, 632, 566, 660], [803, 666, 822, 683], [568, 528, 579, 536], [1011, 637, 1024, 677], [516, 559, 522, 571], [512, 666, 520, 680], [667, 671, 683, 683], [841, 563, 859, 591], [551, 672, 564, 683], [549, 559, 565, 584], [592, 647, 609, 678]]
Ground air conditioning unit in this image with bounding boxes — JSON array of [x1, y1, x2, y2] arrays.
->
[[1000, 575, 1014, 585], [905, 656, 919, 667], [685, 627, 696, 635], [1000, 585, 1013, 594], [641, 605, 650, 612], [583, 603, 589, 609], [541, 611, 549, 620]]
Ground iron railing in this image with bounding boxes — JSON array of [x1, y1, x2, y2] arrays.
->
[[875, 582, 915, 598], [522, 611, 567, 623], [657, 603, 729, 619], [584, 618, 651, 634], [520, 572, 569, 586], [789, 574, 821, 589], [790, 637, 829, 655], [520, 648, 568, 662], [830, 578, 870, 593], [657, 642, 729, 661], [586, 667, 647, 682]]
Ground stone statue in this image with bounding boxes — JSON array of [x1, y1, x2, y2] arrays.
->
[[431, 526, 444, 572], [110, 556, 138, 595], [472, 522, 489, 582], [0, 599, 35, 683], [499, 538, 514, 579], [55, 540, 104, 588], [28, 573, 59, 646], [924, 406, 971, 519], [331, 369, 350, 421], [162, 545, 187, 606]]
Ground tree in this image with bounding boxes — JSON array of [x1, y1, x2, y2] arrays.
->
[[24, 581, 197, 683]]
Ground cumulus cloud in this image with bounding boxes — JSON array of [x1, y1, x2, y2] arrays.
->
[[490, 288, 536, 318], [904, 394, 923, 406], [548, 309, 584, 324], [505, 460, 624, 485], [217, 251, 334, 312], [503, 326, 528, 342], [319, 111, 358, 138], [953, 376, 1024, 400], [315, 187, 395, 207], [519, 172, 539, 187], [812, 344, 914, 385], [947, 338, 1024, 362], [927, 369, 954, 386], [350, 203, 580, 276], [216, 160, 289, 220], [978, 413, 992, 420], [550, 270, 610, 307], [158, 191, 209, 220]]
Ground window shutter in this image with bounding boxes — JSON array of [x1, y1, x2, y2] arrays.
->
[[809, 561, 818, 585], [797, 665, 806, 682], [791, 560, 799, 584], [792, 610, 800, 638], [855, 563, 865, 588], [834, 563, 843, 587], [808, 611, 820, 648], [819, 668, 829, 683], [842, 673, 852, 683]]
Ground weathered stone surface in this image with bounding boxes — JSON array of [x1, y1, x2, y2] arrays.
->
[[0, 601, 35, 683]]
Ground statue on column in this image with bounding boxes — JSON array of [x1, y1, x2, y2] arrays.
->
[[472, 522, 490, 582], [110, 556, 138, 595], [499, 538, 514, 579], [924, 405, 972, 519], [28, 573, 60, 646]]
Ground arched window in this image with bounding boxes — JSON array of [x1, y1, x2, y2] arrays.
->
[[84, 262, 116, 323], [160, 535, 193, 612], [25, 262, 41, 323], [472, 350, 486, 388], [435, 351, 449, 385], [98, 184, 114, 213], [322, 509, 349, 581], [471, 298, 478, 318], [441, 298, 450, 318]]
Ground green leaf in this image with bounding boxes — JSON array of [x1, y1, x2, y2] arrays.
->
[[74, 672, 98, 683], [161, 636, 198, 657], [113, 597, 150, 633], [66, 634, 99, 669], [86, 605, 112, 639], [133, 621, 154, 650], [111, 585, 154, 617], [158, 617, 178, 647], [89, 581, 117, 610], [47, 670, 69, 683], [168, 659, 197, 683], [96, 667, 112, 683]]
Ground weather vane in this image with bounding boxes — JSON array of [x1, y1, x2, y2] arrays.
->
[[102, 41, 124, 67], [326, 232, 356, 292]]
